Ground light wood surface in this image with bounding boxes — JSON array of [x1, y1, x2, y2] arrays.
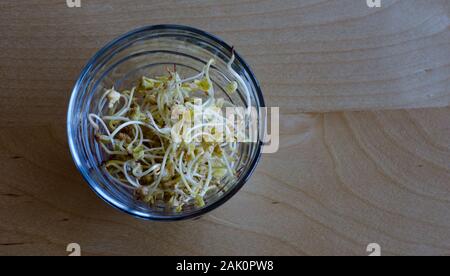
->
[[1, 0, 450, 256]]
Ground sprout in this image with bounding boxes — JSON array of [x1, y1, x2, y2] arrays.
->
[[195, 195, 205, 207], [140, 77, 157, 90], [194, 78, 211, 92], [89, 54, 249, 212], [225, 81, 238, 94], [107, 88, 121, 109], [212, 167, 228, 179], [132, 145, 145, 161]]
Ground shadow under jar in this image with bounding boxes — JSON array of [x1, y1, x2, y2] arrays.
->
[[67, 25, 265, 220]]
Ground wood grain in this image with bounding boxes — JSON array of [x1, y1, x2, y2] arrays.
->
[[1, 0, 450, 256], [1, 0, 450, 115]]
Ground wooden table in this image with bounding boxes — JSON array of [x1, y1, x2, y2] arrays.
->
[[1, 0, 449, 256]]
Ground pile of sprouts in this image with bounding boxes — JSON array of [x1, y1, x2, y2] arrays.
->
[[88, 54, 251, 212]]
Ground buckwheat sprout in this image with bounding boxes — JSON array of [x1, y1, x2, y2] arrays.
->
[[187, 151, 205, 178], [98, 88, 116, 112], [177, 71, 204, 85], [88, 114, 110, 135], [183, 123, 226, 141], [186, 132, 217, 144], [175, 151, 194, 193], [134, 163, 161, 178], [143, 153, 164, 159], [204, 59, 215, 99], [182, 158, 201, 188], [99, 143, 127, 156], [117, 139, 127, 151], [102, 115, 131, 122], [99, 91, 129, 118], [132, 163, 143, 177], [151, 143, 173, 189], [145, 111, 171, 135], [221, 152, 235, 177], [227, 52, 252, 117], [89, 57, 248, 211], [114, 87, 135, 118], [89, 114, 115, 145], [137, 126, 144, 148], [123, 161, 140, 188], [200, 162, 213, 197], [126, 125, 140, 152], [107, 120, 164, 141], [144, 147, 164, 152]]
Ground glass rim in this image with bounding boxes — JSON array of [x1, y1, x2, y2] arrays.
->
[[67, 24, 265, 221]]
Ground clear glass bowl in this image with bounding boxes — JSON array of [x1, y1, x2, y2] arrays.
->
[[67, 25, 265, 220]]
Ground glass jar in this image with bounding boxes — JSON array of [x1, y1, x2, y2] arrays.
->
[[67, 25, 265, 220]]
